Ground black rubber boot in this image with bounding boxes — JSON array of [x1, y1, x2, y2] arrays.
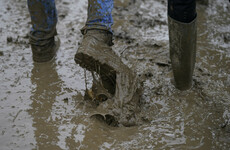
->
[[168, 16, 197, 90], [31, 37, 60, 63]]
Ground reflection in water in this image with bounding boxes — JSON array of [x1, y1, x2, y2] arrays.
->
[[29, 61, 62, 150]]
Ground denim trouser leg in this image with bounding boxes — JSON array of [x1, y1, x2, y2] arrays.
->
[[168, 0, 196, 23], [82, 0, 114, 34], [27, 0, 58, 46]]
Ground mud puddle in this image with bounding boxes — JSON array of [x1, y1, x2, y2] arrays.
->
[[0, 0, 230, 149]]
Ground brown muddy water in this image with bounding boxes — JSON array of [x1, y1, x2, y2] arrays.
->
[[0, 0, 230, 149]]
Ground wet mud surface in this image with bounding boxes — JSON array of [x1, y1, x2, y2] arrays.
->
[[1, 0, 230, 149]]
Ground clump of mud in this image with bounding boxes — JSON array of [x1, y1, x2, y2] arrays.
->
[[84, 69, 143, 127]]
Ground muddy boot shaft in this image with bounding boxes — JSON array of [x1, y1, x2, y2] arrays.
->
[[168, 16, 197, 90]]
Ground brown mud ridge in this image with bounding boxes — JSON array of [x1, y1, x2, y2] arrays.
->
[[84, 68, 144, 127]]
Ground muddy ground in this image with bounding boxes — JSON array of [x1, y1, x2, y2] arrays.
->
[[0, 0, 230, 149]]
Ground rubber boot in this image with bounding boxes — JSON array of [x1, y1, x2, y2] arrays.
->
[[31, 37, 60, 63], [75, 29, 132, 95], [168, 16, 197, 90]]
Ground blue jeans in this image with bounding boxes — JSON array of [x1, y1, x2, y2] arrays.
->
[[83, 0, 113, 33], [27, 0, 58, 46], [27, 0, 196, 45], [27, 0, 114, 45]]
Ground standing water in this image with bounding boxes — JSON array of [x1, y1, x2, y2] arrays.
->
[[0, 0, 229, 149]]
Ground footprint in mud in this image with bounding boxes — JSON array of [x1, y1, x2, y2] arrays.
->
[[90, 113, 119, 127]]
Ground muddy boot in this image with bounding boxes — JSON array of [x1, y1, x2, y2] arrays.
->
[[27, 0, 58, 63], [31, 37, 60, 63], [168, 16, 197, 90], [75, 29, 130, 94]]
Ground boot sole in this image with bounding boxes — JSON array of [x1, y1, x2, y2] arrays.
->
[[74, 52, 116, 85]]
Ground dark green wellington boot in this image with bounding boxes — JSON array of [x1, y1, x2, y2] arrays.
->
[[168, 16, 197, 90], [31, 36, 60, 63], [74, 29, 132, 95]]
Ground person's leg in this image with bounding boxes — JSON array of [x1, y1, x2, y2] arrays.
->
[[167, 0, 197, 90], [75, 0, 126, 95], [27, 0, 59, 62], [81, 0, 114, 33]]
